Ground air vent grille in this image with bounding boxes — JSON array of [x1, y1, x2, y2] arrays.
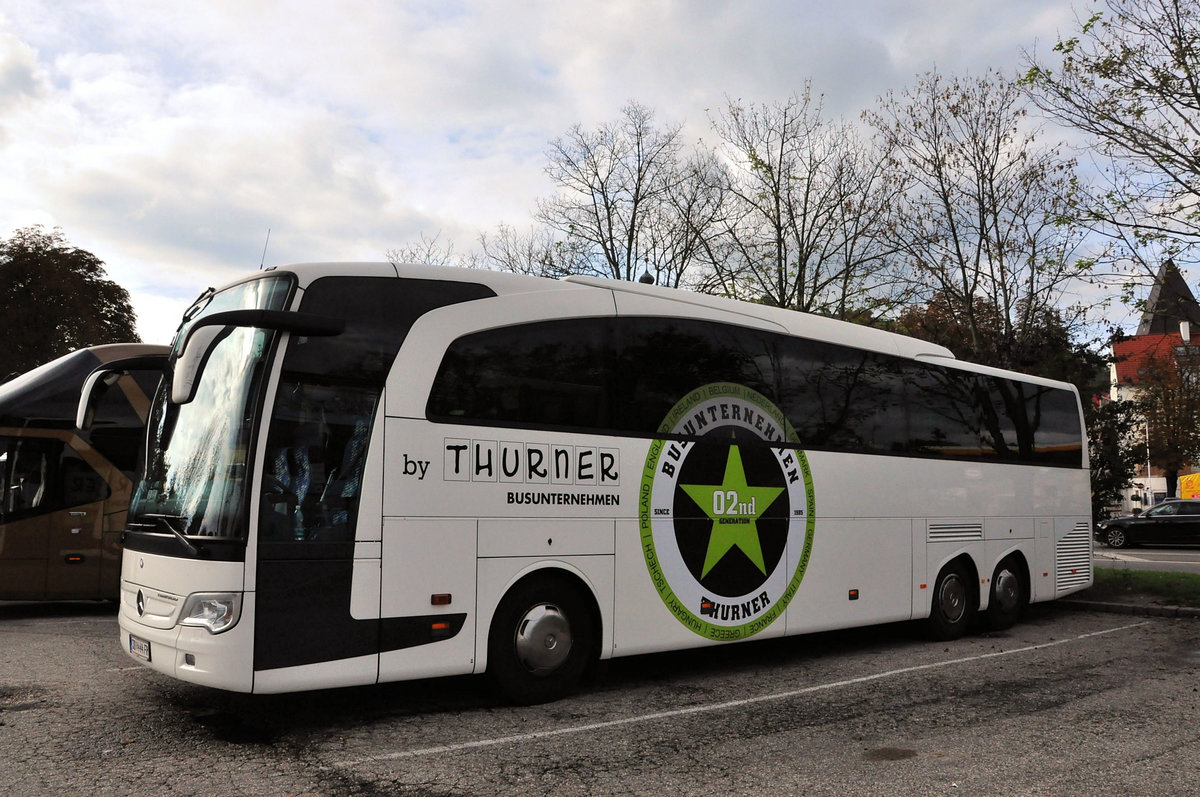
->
[[1056, 521, 1093, 593], [927, 522, 984, 542]]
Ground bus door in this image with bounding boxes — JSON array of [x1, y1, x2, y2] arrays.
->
[[1, 434, 53, 597], [253, 378, 382, 684], [44, 442, 117, 598], [251, 274, 495, 686], [0, 433, 110, 599]]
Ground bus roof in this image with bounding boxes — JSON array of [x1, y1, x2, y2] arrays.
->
[[0, 343, 168, 427], [269, 262, 958, 364]]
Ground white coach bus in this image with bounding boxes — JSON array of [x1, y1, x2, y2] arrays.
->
[[97, 263, 1092, 703]]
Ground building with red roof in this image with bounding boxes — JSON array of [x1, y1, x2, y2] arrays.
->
[[1108, 261, 1200, 509], [1111, 332, 1188, 399]]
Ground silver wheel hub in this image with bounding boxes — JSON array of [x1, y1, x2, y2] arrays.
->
[[514, 603, 572, 675]]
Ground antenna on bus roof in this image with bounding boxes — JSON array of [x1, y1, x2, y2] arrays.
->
[[259, 228, 271, 269]]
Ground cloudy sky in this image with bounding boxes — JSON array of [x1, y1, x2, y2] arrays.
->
[[2, 0, 1095, 344]]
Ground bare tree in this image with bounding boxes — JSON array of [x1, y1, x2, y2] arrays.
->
[[536, 101, 698, 284], [638, 150, 732, 289], [866, 70, 1090, 368], [477, 222, 588, 279], [706, 89, 904, 317], [1022, 0, 1200, 274], [386, 231, 459, 268]]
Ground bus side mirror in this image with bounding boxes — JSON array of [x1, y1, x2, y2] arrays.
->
[[170, 309, 344, 406], [172, 325, 229, 405], [77, 354, 169, 431]]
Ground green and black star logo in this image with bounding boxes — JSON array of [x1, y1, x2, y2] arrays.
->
[[640, 383, 815, 641]]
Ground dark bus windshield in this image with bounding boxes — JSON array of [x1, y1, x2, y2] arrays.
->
[[128, 275, 293, 540]]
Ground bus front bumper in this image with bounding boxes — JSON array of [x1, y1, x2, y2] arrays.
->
[[118, 583, 256, 693]]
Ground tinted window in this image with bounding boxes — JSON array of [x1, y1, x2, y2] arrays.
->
[[777, 339, 909, 453], [428, 317, 611, 431], [906, 366, 985, 457], [425, 315, 1083, 468], [428, 317, 779, 435], [261, 382, 378, 543], [0, 437, 109, 521], [284, 277, 495, 384], [612, 318, 777, 433], [1027, 385, 1084, 465], [262, 277, 493, 549]]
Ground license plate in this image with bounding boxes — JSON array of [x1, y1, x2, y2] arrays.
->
[[129, 634, 151, 662]]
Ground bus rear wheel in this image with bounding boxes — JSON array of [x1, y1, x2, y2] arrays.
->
[[926, 561, 975, 641], [985, 557, 1027, 631], [487, 575, 595, 705]]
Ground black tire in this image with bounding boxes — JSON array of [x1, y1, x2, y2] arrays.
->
[[926, 561, 976, 641], [1105, 527, 1129, 549], [985, 556, 1027, 631], [487, 575, 596, 705]]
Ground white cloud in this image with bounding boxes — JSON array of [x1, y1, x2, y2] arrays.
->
[[1, 0, 1098, 345]]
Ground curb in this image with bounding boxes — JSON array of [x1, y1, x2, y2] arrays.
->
[[1056, 599, 1200, 618]]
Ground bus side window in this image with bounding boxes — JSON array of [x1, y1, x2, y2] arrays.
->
[[60, 450, 111, 508], [0, 437, 100, 520], [427, 318, 612, 430], [613, 317, 778, 434], [3, 437, 48, 518], [263, 381, 377, 542]]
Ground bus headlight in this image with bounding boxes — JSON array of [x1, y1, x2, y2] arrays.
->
[[179, 593, 242, 634]]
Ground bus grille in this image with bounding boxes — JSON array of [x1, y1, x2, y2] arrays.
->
[[927, 522, 984, 542], [1056, 521, 1093, 594]]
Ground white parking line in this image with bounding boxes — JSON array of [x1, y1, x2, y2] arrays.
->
[[332, 620, 1150, 767]]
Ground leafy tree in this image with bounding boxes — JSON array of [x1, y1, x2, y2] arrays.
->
[[1086, 397, 1148, 518], [0, 226, 139, 380], [1022, 0, 1200, 275], [898, 294, 1101, 417], [894, 292, 1106, 388], [866, 70, 1090, 369], [1138, 346, 1200, 498]]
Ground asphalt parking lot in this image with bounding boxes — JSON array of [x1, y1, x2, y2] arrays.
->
[[3, 599, 1199, 796]]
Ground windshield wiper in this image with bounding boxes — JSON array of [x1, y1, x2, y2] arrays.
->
[[142, 513, 203, 557]]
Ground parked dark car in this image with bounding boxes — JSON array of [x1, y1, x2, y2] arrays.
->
[[1095, 499, 1200, 548]]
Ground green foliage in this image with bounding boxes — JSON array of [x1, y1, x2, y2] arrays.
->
[[1022, 0, 1200, 275], [892, 292, 1105, 390], [0, 225, 139, 380], [894, 292, 1146, 520], [1138, 349, 1200, 497], [1082, 568, 1200, 608], [1086, 398, 1147, 518]]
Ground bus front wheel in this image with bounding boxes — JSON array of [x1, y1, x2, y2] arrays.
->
[[487, 575, 596, 705], [926, 561, 975, 641]]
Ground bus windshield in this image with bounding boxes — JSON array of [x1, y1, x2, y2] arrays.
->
[[128, 275, 292, 541]]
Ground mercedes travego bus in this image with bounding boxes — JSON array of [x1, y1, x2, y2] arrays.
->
[[1, 343, 168, 600], [99, 263, 1092, 703]]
